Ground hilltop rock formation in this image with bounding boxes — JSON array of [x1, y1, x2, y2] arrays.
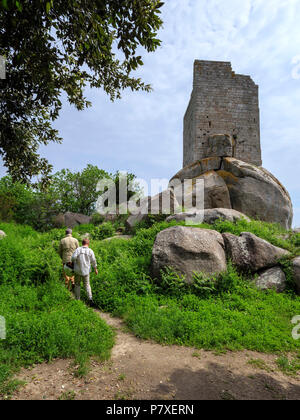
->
[[169, 60, 293, 229], [219, 158, 293, 229], [170, 156, 293, 229]]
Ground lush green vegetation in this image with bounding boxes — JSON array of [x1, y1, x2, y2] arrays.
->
[[87, 219, 300, 354], [0, 223, 114, 398], [1, 216, 300, 398], [0, 168, 139, 231]]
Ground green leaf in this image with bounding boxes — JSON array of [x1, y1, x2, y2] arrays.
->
[[15, 1, 22, 12]]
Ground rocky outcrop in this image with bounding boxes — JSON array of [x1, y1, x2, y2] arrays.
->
[[166, 208, 250, 225], [53, 212, 92, 228], [151, 226, 227, 283], [150, 225, 294, 294], [170, 157, 293, 229], [171, 171, 231, 211], [166, 211, 204, 224], [222, 232, 289, 272], [170, 157, 221, 182], [292, 257, 300, 295], [255, 267, 286, 293], [0, 230, 6, 239], [219, 158, 293, 229]]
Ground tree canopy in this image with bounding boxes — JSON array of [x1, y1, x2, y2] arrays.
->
[[0, 0, 164, 184], [0, 164, 142, 230]]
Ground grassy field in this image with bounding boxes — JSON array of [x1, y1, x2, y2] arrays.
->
[[0, 223, 114, 398], [1, 218, 300, 397]]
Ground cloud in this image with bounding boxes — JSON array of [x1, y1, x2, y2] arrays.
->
[[1, 0, 300, 226]]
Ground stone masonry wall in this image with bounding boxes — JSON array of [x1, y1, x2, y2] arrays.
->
[[183, 60, 262, 167]]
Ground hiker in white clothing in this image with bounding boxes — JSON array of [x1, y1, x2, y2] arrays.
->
[[71, 238, 98, 306]]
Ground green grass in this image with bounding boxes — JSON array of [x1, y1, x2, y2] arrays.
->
[[58, 390, 76, 400], [0, 217, 300, 398], [276, 355, 300, 376], [88, 219, 300, 354], [0, 222, 114, 399]]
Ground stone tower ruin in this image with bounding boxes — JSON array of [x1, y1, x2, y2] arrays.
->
[[183, 60, 262, 168]]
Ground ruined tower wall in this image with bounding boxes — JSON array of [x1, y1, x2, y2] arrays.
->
[[183, 60, 262, 168]]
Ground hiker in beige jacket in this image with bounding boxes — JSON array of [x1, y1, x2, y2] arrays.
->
[[58, 228, 79, 289]]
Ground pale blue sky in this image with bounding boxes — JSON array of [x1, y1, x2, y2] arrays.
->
[[1, 0, 300, 226]]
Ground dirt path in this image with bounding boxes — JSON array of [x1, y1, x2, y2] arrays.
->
[[12, 311, 300, 400]]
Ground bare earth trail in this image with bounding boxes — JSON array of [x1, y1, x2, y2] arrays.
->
[[12, 311, 300, 400]]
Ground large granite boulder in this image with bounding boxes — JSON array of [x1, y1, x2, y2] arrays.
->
[[255, 267, 286, 293], [222, 232, 289, 272], [170, 157, 221, 182], [166, 208, 250, 225], [0, 230, 6, 239], [292, 257, 300, 295], [53, 212, 92, 228], [218, 158, 293, 229], [170, 157, 293, 229], [196, 171, 231, 209], [170, 170, 231, 211], [151, 226, 227, 283]]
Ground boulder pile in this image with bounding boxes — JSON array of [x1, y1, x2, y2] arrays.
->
[[150, 225, 298, 294], [170, 155, 293, 230]]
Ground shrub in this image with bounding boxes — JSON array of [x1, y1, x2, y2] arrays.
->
[[92, 222, 116, 240], [91, 213, 105, 226]]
